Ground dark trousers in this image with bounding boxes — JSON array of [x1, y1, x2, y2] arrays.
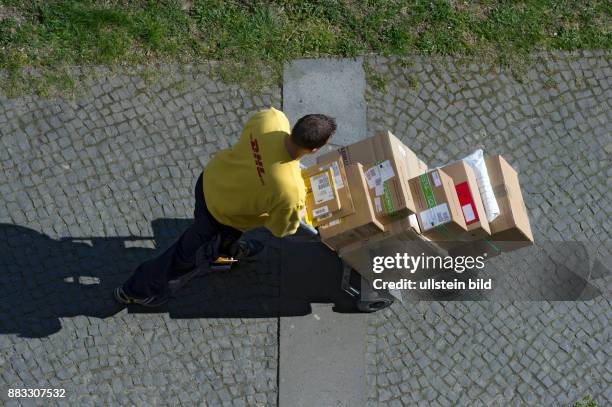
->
[[124, 172, 242, 298]]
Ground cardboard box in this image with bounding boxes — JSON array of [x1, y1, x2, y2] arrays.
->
[[408, 169, 468, 244], [302, 157, 356, 227], [302, 167, 341, 226], [318, 131, 428, 223], [338, 214, 441, 258], [440, 161, 491, 238], [339, 215, 448, 285], [319, 163, 385, 250], [448, 155, 534, 258], [486, 155, 534, 245]]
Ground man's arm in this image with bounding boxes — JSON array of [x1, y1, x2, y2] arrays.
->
[[264, 204, 302, 238]]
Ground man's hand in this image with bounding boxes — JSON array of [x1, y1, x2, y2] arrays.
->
[[299, 220, 318, 236], [229, 238, 265, 259]]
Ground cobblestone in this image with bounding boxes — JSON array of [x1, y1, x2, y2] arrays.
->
[[0, 64, 280, 406], [365, 51, 611, 406], [1, 52, 611, 405]]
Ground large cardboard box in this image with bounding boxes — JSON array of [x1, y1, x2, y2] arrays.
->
[[408, 169, 468, 245], [319, 163, 385, 250], [317, 131, 428, 223], [440, 161, 491, 238], [302, 157, 355, 227], [449, 155, 534, 258]]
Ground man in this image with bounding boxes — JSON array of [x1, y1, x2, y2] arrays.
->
[[114, 107, 336, 306]]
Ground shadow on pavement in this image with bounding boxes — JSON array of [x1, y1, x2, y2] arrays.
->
[[3, 219, 606, 338], [0, 219, 358, 338]]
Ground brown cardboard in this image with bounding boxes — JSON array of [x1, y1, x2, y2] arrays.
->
[[339, 215, 444, 258], [302, 167, 341, 227], [317, 131, 428, 223], [448, 155, 534, 258], [408, 169, 468, 244], [441, 161, 491, 238], [485, 155, 534, 245], [319, 163, 385, 250], [338, 215, 448, 284], [302, 157, 355, 227]]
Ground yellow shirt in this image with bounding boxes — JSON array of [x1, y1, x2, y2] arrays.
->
[[203, 107, 306, 238]]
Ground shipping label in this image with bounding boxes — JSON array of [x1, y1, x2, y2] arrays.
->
[[377, 160, 395, 182], [320, 162, 344, 189], [374, 197, 382, 213], [365, 165, 383, 190], [316, 211, 333, 221], [420, 203, 451, 231], [375, 184, 384, 196], [461, 204, 476, 223], [431, 170, 442, 187], [367, 161, 395, 198], [320, 218, 341, 229], [312, 205, 330, 219], [328, 218, 341, 227], [310, 172, 335, 204]]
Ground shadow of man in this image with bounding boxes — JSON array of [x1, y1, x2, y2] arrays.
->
[[0, 222, 148, 338], [0, 219, 358, 338]]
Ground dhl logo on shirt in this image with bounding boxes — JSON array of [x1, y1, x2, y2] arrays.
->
[[250, 134, 265, 184]]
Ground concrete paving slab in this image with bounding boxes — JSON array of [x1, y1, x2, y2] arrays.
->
[[280, 57, 369, 406], [283, 57, 368, 167], [279, 304, 368, 407]]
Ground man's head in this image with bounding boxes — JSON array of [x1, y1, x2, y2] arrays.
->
[[289, 114, 336, 157]]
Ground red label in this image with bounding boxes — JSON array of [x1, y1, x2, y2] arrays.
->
[[455, 182, 479, 225]]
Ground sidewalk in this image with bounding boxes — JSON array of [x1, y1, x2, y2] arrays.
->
[[1, 51, 610, 406]]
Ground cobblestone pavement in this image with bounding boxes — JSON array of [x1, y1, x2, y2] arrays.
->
[[364, 50, 611, 406], [0, 64, 280, 406], [1, 51, 611, 406]]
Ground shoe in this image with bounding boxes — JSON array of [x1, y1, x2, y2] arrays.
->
[[229, 238, 264, 260], [113, 286, 168, 307]]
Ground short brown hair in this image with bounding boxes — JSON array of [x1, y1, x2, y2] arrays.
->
[[291, 114, 336, 149]]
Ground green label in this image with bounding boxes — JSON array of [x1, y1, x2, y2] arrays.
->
[[382, 181, 404, 218], [372, 159, 399, 217], [419, 174, 437, 208], [419, 173, 453, 237]]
